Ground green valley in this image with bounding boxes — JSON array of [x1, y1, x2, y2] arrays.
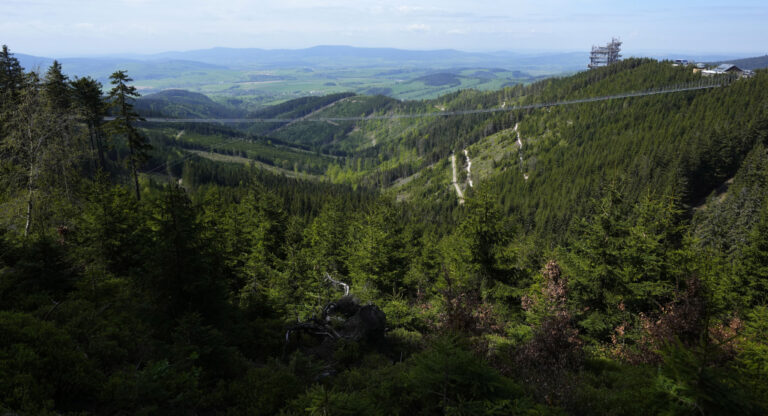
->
[[3, 41, 768, 415]]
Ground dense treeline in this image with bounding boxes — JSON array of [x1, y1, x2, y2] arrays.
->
[[485, 65, 768, 239], [246, 92, 357, 137], [2, 45, 768, 415], [141, 122, 338, 175]]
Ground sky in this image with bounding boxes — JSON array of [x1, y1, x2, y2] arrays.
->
[[2, 0, 767, 57]]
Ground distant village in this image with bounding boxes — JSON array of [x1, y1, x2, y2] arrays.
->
[[589, 38, 756, 78]]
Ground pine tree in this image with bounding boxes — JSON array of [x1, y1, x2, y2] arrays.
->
[[345, 201, 407, 296], [43, 60, 71, 113], [71, 76, 108, 171], [564, 189, 686, 342], [304, 200, 349, 276], [106, 70, 150, 200], [0, 45, 24, 112], [740, 204, 768, 307], [76, 177, 150, 278], [149, 185, 227, 324], [42, 61, 81, 200], [240, 187, 288, 305]]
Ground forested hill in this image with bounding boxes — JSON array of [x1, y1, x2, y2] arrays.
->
[[309, 59, 768, 237], [135, 89, 245, 118], [2, 44, 768, 415]]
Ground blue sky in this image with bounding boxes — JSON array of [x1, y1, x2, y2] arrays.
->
[[2, 0, 766, 57]]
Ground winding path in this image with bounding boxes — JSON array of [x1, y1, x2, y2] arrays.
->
[[451, 153, 464, 204]]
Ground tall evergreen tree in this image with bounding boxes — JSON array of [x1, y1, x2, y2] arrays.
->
[[149, 185, 227, 325], [304, 200, 349, 276], [0, 45, 25, 143], [0, 45, 24, 112], [42, 61, 82, 200], [106, 70, 150, 200], [740, 204, 768, 307], [71, 76, 108, 171], [345, 201, 407, 296], [43, 60, 71, 113]]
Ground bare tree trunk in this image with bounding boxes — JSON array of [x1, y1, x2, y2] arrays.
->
[[86, 123, 97, 177], [130, 152, 140, 201], [95, 126, 106, 172], [97, 140, 106, 171], [24, 179, 33, 238], [60, 125, 72, 201]]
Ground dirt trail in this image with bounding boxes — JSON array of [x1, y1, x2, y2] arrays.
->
[[463, 149, 473, 187], [515, 123, 529, 181], [451, 153, 464, 204]]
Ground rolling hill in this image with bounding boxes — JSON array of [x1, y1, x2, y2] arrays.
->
[[132, 58, 768, 240], [154, 59, 767, 241], [135, 89, 244, 118], [11, 46, 586, 106]]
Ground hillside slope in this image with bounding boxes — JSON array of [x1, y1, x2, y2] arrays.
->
[[321, 59, 768, 238], [139, 59, 768, 241], [136, 89, 245, 118]]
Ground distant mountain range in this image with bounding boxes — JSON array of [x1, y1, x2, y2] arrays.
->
[[15, 45, 590, 74], [12, 46, 766, 106], [17, 46, 766, 76], [141, 45, 593, 70], [15, 53, 225, 82]]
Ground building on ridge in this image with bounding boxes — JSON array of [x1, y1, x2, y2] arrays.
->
[[702, 64, 754, 78]]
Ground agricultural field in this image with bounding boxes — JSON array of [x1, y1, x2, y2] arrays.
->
[[17, 46, 583, 109], [127, 66, 546, 109]]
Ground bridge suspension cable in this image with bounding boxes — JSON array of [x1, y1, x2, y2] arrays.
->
[[131, 77, 734, 125], [135, 76, 736, 177]]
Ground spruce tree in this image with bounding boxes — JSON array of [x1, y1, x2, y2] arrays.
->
[[564, 188, 687, 343], [43, 60, 71, 113], [741, 205, 768, 307], [106, 70, 150, 200], [71, 76, 108, 171], [42, 61, 82, 199], [0, 45, 24, 112]]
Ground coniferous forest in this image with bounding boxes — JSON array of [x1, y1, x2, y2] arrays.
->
[[2, 44, 768, 415]]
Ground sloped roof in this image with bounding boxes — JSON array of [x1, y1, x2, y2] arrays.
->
[[716, 64, 742, 72]]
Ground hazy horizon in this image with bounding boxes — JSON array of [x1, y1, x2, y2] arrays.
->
[[3, 0, 766, 58], [10, 44, 762, 63]]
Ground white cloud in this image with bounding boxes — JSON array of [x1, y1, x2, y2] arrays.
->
[[2, 0, 767, 55], [396, 5, 425, 13], [407, 23, 430, 32]]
